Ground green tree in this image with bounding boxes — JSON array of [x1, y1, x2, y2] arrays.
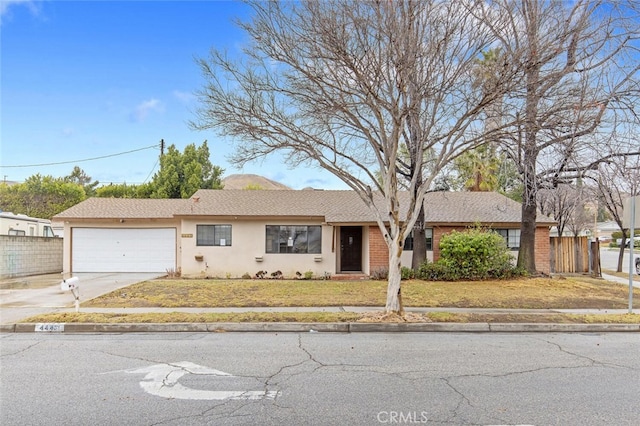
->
[[95, 182, 153, 198], [64, 166, 99, 196], [150, 141, 224, 199], [454, 144, 501, 192], [0, 174, 86, 219], [453, 49, 505, 193]]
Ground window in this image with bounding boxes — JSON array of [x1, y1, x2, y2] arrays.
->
[[495, 229, 520, 249], [197, 225, 232, 246], [43, 226, 55, 238], [266, 225, 321, 254], [403, 228, 433, 251]]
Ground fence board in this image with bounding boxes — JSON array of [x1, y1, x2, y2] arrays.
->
[[550, 236, 594, 274]]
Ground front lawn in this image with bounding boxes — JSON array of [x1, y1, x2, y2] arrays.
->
[[82, 276, 638, 310]]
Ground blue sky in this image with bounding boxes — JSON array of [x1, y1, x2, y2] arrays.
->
[[0, 0, 348, 190]]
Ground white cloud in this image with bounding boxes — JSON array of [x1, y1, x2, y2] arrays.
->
[[0, 0, 41, 25], [173, 90, 194, 103], [61, 127, 75, 137], [131, 98, 163, 122]]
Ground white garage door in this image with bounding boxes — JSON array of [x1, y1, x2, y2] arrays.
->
[[72, 228, 176, 272]]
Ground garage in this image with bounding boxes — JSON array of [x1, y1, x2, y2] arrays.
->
[[72, 228, 176, 273]]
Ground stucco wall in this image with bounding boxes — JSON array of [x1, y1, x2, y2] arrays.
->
[[180, 219, 337, 279], [0, 236, 63, 278]]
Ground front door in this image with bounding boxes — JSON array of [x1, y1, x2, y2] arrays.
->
[[340, 227, 362, 272]]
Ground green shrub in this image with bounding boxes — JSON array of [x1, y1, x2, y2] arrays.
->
[[438, 226, 516, 280], [416, 260, 458, 281], [304, 270, 314, 280], [400, 266, 415, 280]]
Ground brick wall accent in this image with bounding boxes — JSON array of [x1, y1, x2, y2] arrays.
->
[[0, 236, 63, 278], [367, 224, 551, 275], [534, 226, 551, 275], [368, 226, 389, 272], [431, 226, 465, 262]]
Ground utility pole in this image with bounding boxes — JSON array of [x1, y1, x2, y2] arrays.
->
[[160, 139, 165, 156]]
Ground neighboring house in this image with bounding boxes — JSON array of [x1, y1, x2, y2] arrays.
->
[[53, 190, 555, 277], [0, 212, 56, 237]]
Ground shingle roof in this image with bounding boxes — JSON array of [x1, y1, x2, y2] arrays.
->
[[53, 190, 555, 225], [186, 189, 377, 222], [53, 198, 187, 219], [422, 191, 544, 224]]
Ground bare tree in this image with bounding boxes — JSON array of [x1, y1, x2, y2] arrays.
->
[[471, 0, 640, 273], [538, 180, 597, 238], [191, 1, 507, 314], [590, 156, 640, 271], [538, 184, 581, 237]]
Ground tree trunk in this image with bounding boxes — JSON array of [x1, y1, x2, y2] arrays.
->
[[411, 205, 426, 269], [516, 1, 541, 276], [617, 234, 627, 273], [385, 238, 404, 314], [517, 201, 538, 274]]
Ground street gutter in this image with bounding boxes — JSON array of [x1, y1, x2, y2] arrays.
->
[[1, 322, 639, 333]]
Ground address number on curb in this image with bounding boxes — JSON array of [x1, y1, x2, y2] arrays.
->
[[34, 323, 65, 332]]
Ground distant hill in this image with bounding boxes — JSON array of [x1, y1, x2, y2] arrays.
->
[[222, 174, 291, 190]]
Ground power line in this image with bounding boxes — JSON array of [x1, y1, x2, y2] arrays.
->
[[143, 158, 160, 184], [0, 144, 159, 168]]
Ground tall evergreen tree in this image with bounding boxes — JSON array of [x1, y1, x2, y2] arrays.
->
[[151, 140, 224, 199]]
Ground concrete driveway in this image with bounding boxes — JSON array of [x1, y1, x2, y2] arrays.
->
[[0, 273, 160, 324]]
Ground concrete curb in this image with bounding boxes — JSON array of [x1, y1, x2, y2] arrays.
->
[[2, 322, 639, 333]]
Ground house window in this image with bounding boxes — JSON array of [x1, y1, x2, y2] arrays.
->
[[403, 228, 433, 251], [266, 225, 321, 254], [197, 225, 232, 246], [495, 229, 520, 249]]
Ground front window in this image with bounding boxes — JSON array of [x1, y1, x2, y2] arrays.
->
[[197, 225, 232, 246], [266, 225, 321, 254], [403, 228, 433, 251], [495, 229, 520, 249]]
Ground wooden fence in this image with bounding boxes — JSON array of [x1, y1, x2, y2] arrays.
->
[[549, 236, 600, 275]]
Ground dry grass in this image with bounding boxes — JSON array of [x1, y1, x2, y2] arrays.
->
[[21, 311, 640, 324], [21, 275, 636, 324], [22, 311, 361, 323], [83, 276, 639, 310]]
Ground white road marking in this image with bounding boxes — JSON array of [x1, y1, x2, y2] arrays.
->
[[127, 361, 279, 401]]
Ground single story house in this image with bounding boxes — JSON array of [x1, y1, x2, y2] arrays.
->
[[53, 190, 555, 278]]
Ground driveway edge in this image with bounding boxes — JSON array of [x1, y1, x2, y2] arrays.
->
[[2, 322, 639, 333]]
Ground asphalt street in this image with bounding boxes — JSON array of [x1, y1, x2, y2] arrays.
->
[[1, 332, 639, 426]]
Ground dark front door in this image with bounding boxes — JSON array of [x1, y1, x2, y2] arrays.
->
[[340, 226, 362, 272]]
